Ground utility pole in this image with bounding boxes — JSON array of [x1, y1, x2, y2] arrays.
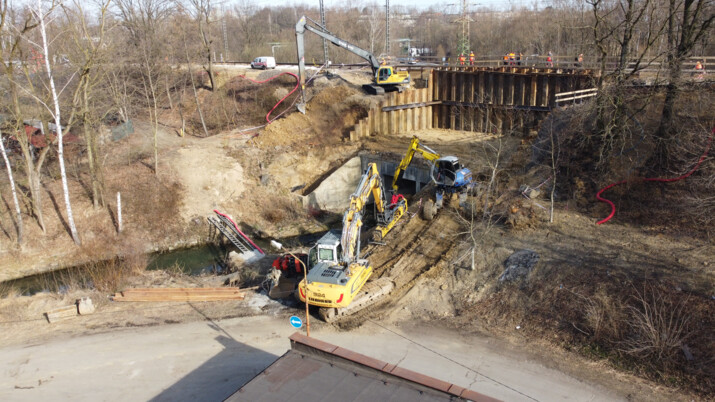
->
[[320, 0, 329, 63], [222, 9, 229, 62], [385, 0, 390, 55], [453, 0, 478, 56]]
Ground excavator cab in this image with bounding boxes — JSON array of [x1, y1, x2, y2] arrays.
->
[[375, 66, 410, 86], [308, 229, 342, 268], [433, 156, 468, 187]]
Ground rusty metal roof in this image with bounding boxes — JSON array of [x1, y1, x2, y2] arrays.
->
[[226, 333, 499, 402]]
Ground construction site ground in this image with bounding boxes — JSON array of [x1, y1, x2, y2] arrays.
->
[[0, 66, 712, 400]]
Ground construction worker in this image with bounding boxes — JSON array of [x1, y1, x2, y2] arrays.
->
[[469, 51, 475, 66], [694, 60, 706, 80], [546, 51, 553, 68], [508, 52, 515, 65], [459, 53, 465, 66], [503, 54, 509, 65]]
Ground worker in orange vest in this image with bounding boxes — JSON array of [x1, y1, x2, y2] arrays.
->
[[469, 51, 475, 65], [546, 51, 553, 67], [459, 53, 465, 66], [694, 60, 706, 80]]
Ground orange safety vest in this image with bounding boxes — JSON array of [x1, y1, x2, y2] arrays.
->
[[695, 62, 703, 70]]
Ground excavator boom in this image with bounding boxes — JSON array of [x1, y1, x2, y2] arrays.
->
[[392, 136, 441, 191], [295, 15, 410, 110]]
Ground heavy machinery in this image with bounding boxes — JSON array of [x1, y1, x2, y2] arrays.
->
[[295, 162, 408, 321], [392, 136, 473, 220], [295, 15, 410, 112]]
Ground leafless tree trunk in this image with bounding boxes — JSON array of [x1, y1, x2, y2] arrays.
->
[[588, 0, 667, 163], [62, 0, 113, 208], [0, 130, 23, 244], [0, 4, 47, 233], [655, 0, 713, 165], [188, 0, 216, 91], [33, 0, 81, 245], [183, 34, 209, 137]]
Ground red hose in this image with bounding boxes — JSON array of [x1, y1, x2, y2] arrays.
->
[[596, 127, 714, 225], [239, 72, 300, 124], [213, 209, 265, 254]]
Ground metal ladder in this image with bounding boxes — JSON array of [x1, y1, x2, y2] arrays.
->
[[207, 213, 254, 254]]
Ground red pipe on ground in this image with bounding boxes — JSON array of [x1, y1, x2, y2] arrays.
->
[[213, 209, 265, 254], [596, 127, 714, 225], [238, 72, 300, 124]]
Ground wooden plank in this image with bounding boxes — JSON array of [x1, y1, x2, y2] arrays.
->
[[45, 305, 78, 323], [113, 287, 246, 302]]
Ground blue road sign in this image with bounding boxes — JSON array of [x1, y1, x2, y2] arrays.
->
[[289, 316, 303, 329]]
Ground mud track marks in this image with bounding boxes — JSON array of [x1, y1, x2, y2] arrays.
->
[[335, 210, 460, 328]]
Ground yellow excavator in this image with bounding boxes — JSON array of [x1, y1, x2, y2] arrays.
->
[[297, 162, 408, 321], [295, 15, 410, 112], [393, 136, 474, 220]]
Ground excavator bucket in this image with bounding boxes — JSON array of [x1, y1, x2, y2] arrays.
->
[[267, 270, 298, 299], [296, 102, 306, 114]]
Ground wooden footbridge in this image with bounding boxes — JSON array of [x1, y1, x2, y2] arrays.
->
[[349, 66, 597, 139]]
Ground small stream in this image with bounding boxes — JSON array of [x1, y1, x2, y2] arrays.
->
[[3, 232, 326, 296]]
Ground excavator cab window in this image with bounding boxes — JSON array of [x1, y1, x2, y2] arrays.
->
[[308, 247, 318, 268], [378, 67, 391, 82], [318, 247, 334, 262]]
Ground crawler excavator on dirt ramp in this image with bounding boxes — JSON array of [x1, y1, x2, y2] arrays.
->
[[295, 163, 408, 322], [393, 136, 474, 220]]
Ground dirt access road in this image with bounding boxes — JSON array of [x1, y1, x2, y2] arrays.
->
[[0, 313, 653, 402]]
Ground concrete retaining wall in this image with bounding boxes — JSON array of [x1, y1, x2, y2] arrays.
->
[[303, 157, 363, 212]]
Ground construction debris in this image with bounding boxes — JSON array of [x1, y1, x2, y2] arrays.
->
[[111, 287, 246, 302], [77, 297, 96, 315]]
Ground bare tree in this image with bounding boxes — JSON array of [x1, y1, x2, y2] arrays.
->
[[31, 0, 81, 245], [61, 0, 114, 208], [187, 0, 216, 91], [362, 3, 384, 55], [0, 129, 23, 244], [655, 0, 713, 165], [588, 0, 668, 163], [0, 1, 47, 233], [116, 0, 173, 175]]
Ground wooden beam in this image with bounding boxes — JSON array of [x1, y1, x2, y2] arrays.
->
[[112, 287, 247, 302]]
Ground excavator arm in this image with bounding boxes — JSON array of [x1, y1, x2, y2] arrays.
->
[[296, 16, 381, 108], [341, 163, 408, 262], [392, 136, 441, 191]]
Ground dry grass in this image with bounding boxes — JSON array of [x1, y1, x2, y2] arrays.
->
[[620, 283, 692, 361]]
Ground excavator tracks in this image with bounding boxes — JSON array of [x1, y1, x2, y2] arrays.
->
[[324, 205, 460, 326]]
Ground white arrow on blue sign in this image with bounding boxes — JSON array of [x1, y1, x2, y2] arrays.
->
[[289, 315, 303, 328]]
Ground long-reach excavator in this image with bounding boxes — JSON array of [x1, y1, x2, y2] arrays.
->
[[393, 136, 473, 220], [295, 15, 410, 112], [296, 162, 408, 321]]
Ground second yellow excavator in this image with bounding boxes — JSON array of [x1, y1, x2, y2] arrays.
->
[[297, 163, 408, 321]]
